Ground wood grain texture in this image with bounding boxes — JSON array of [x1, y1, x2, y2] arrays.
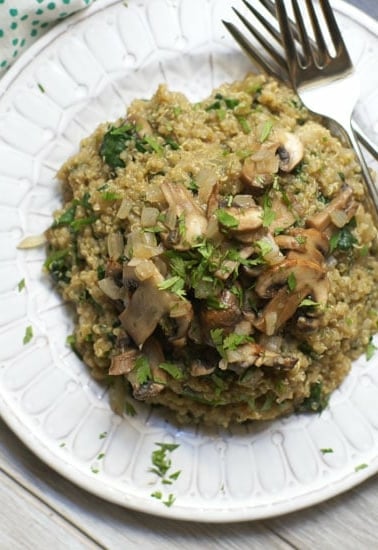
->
[[2, 417, 378, 549], [0, 419, 292, 550], [0, 468, 99, 550]]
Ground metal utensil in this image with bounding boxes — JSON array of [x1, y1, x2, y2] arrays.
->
[[223, 0, 378, 161]]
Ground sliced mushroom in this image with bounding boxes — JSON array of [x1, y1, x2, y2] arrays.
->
[[269, 196, 296, 233], [190, 360, 216, 377], [240, 157, 275, 195], [166, 299, 194, 347], [254, 258, 328, 335], [306, 184, 358, 232], [296, 315, 322, 332], [109, 348, 139, 375], [105, 258, 123, 279], [275, 227, 329, 265], [127, 337, 166, 400], [218, 206, 263, 235], [276, 131, 304, 172], [201, 289, 242, 334], [119, 279, 172, 347], [214, 245, 255, 281], [161, 182, 207, 249], [253, 285, 308, 335], [98, 277, 125, 301], [225, 342, 298, 370]]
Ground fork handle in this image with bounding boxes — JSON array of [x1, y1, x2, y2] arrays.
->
[[328, 119, 378, 227], [343, 124, 378, 222]]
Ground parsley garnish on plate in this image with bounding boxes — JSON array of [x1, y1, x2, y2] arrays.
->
[[366, 336, 377, 361], [17, 278, 26, 292], [23, 325, 33, 345], [149, 442, 181, 507]]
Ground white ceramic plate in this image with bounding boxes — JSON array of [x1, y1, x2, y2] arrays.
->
[[1, 0, 378, 523]]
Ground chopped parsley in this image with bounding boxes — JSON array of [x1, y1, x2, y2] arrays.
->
[[210, 328, 253, 359], [150, 442, 180, 478], [163, 494, 176, 507], [37, 83, 45, 93], [23, 325, 33, 345], [299, 298, 320, 308], [44, 249, 70, 283], [259, 120, 273, 142], [134, 356, 152, 385], [159, 362, 184, 380], [99, 431, 108, 439], [287, 272, 297, 291], [125, 400, 137, 417], [355, 463, 368, 472], [237, 116, 251, 134], [256, 239, 273, 257], [149, 442, 181, 507], [205, 93, 240, 113], [100, 123, 173, 169], [366, 336, 377, 361], [320, 448, 334, 454], [17, 278, 26, 292], [298, 381, 329, 413], [216, 209, 239, 229], [157, 275, 186, 298], [261, 194, 276, 227], [100, 123, 135, 168], [329, 219, 357, 253]]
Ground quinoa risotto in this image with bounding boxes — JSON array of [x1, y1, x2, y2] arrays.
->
[[45, 73, 378, 427]]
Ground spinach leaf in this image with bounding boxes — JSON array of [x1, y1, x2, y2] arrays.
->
[[100, 124, 134, 168], [298, 381, 329, 413]]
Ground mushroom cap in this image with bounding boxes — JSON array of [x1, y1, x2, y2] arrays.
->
[[276, 131, 304, 172], [255, 258, 326, 299]]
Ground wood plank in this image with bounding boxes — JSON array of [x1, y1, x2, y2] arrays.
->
[[0, 419, 292, 549], [0, 469, 100, 550], [265, 475, 378, 550]]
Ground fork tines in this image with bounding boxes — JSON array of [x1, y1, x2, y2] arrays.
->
[[222, 0, 288, 81], [275, 0, 352, 76]]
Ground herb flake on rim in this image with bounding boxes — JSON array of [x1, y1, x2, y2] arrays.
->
[[23, 325, 33, 345]]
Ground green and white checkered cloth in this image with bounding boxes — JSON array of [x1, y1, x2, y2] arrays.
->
[[0, 0, 95, 77]]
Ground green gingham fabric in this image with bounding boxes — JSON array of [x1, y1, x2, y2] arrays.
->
[[0, 0, 95, 76]]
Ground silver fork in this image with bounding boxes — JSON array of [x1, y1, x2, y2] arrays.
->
[[275, 0, 378, 212], [223, 0, 378, 212]]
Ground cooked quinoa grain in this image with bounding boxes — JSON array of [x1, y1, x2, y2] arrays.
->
[[45, 74, 378, 427]]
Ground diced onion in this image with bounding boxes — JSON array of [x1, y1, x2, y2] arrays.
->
[[197, 167, 218, 205], [145, 185, 165, 205], [116, 198, 132, 219], [134, 259, 162, 281], [234, 320, 253, 335], [165, 206, 177, 230], [141, 206, 159, 228], [132, 243, 164, 259], [170, 300, 191, 318], [17, 233, 47, 249], [265, 311, 278, 336], [107, 232, 124, 259], [260, 234, 283, 265], [330, 209, 349, 228], [98, 277, 124, 300]]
